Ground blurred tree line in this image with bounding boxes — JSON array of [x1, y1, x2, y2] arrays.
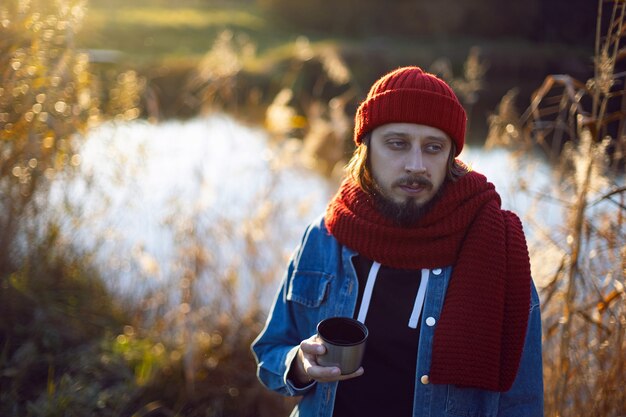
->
[[257, 0, 596, 44]]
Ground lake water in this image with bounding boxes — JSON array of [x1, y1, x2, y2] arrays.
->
[[55, 114, 562, 306]]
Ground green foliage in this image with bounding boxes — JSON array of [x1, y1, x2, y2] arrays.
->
[[0, 241, 133, 416], [19, 345, 135, 417]]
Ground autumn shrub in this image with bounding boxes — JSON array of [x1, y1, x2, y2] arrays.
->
[[0, 0, 144, 270], [0, 0, 144, 415], [0, 1, 299, 414]]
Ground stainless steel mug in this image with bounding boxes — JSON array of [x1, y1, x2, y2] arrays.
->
[[316, 317, 368, 375]]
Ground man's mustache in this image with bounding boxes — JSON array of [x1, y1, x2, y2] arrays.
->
[[395, 175, 433, 190]]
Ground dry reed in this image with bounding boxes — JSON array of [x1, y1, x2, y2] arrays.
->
[[487, 1, 626, 415]]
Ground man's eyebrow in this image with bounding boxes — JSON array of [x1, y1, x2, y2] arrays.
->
[[382, 132, 449, 142], [424, 135, 449, 142], [382, 131, 411, 138]]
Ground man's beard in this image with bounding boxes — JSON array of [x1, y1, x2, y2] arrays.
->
[[371, 175, 446, 227]]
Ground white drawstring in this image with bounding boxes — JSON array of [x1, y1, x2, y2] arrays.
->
[[357, 261, 380, 323], [408, 269, 429, 329], [357, 262, 430, 329]]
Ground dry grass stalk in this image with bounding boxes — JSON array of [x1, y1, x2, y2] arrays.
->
[[486, 1, 626, 415]]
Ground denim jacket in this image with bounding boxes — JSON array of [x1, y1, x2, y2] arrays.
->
[[251, 216, 544, 417]]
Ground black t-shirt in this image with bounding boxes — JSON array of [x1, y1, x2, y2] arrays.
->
[[332, 255, 422, 417]]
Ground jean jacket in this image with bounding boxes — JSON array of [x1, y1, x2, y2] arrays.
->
[[251, 216, 544, 417]]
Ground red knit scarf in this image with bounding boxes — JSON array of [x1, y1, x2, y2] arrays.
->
[[324, 171, 531, 391]]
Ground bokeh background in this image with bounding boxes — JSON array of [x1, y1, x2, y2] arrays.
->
[[1, 0, 625, 416]]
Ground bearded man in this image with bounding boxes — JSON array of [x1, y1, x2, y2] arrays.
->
[[252, 66, 544, 417]]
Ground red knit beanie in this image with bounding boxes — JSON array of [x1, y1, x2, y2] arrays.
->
[[354, 66, 467, 155]]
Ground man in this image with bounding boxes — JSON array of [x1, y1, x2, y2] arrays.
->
[[252, 66, 544, 417]]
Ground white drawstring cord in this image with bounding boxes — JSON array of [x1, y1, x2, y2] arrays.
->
[[357, 261, 380, 323], [408, 269, 429, 329], [357, 262, 430, 329]]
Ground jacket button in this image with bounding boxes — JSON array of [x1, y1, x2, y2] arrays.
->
[[432, 268, 442, 275], [426, 317, 436, 327], [420, 375, 430, 385]]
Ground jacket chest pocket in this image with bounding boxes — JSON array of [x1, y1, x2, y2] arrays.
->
[[445, 385, 500, 417], [286, 270, 331, 308]]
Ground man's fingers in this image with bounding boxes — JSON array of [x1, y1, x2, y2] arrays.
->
[[297, 337, 365, 383], [305, 365, 364, 383], [299, 339, 325, 356], [337, 366, 364, 381], [305, 364, 341, 382]]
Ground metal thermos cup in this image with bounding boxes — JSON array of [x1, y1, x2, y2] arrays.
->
[[316, 317, 368, 375]]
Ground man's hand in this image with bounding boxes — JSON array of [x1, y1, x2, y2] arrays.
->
[[290, 334, 364, 385]]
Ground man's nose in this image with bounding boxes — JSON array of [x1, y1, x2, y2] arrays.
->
[[405, 149, 426, 173]]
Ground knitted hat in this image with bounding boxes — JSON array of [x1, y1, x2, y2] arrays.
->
[[354, 66, 467, 155]]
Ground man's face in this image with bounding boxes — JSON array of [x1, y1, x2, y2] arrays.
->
[[369, 123, 451, 213]]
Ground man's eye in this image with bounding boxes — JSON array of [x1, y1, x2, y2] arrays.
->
[[425, 144, 443, 153], [387, 140, 406, 149]]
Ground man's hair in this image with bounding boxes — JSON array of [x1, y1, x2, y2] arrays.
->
[[346, 134, 468, 195]]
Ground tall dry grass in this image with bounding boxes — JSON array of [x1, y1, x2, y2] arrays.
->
[[1, 1, 147, 415], [7, 0, 620, 415], [487, 1, 626, 415], [0, 0, 144, 270]]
